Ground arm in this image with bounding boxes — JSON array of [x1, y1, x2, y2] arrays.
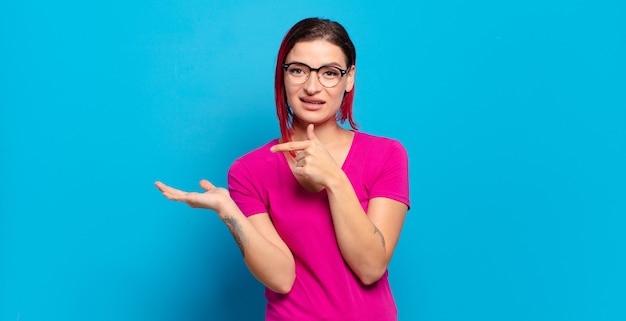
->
[[154, 180, 295, 294], [325, 175, 407, 285], [270, 125, 408, 285]]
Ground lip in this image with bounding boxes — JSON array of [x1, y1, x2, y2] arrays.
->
[[300, 97, 326, 110]]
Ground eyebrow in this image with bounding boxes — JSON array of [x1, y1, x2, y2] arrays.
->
[[285, 61, 346, 68]]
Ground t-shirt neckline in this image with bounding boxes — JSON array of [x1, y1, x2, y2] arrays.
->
[[276, 131, 359, 193]]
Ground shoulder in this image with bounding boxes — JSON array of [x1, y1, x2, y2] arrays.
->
[[227, 139, 281, 214], [228, 139, 280, 177], [353, 132, 410, 206], [234, 139, 279, 163], [353, 131, 408, 158]]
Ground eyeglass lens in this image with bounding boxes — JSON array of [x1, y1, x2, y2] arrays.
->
[[285, 63, 344, 88]]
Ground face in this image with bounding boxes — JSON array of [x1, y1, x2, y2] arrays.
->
[[284, 39, 355, 128]]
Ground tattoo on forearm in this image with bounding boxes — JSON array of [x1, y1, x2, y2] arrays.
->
[[223, 216, 248, 257], [373, 224, 386, 251]]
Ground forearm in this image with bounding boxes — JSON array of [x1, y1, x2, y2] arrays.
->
[[217, 200, 296, 294], [325, 173, 388, 285]]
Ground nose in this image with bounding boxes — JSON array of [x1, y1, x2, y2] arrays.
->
[[303, 70, 323, 94]]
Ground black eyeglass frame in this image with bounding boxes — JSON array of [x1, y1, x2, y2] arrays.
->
[[282, 62, 351, 87]]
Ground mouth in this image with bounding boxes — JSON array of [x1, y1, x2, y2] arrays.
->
[[300, 97, 326, 106]]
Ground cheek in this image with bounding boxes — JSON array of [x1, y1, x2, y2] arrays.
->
[[284, 82, 298, 95], [285, 86, 298, 105], [329, 88, 347, 102]]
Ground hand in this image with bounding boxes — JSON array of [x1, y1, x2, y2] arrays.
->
[[270, 124, 341, 187], [154, 179, 231, 212]]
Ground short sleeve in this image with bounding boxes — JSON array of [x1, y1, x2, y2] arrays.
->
[[227, 159, 268, 217], [368, 140, 410, 209]]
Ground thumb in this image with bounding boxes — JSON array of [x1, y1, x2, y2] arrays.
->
[[306, 123, 317, 141], [199, 179, 215, 191]]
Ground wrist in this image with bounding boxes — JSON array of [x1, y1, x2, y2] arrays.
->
[[324, 170, 350, 192], [215, 196, 238, 218]]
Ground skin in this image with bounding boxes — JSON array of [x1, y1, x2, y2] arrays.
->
[[155, 39, 408, 291], [154, 179, 296, 294]]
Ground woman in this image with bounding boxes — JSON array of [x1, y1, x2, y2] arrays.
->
[[155, 17, 410, 321]]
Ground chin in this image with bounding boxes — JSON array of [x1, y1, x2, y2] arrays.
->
[[294, 115, 337, 127]]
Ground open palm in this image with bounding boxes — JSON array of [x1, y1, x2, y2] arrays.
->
[[154, 179, 230, 212]]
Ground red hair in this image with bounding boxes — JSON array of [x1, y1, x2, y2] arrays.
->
[[274, 18, 358, 147]]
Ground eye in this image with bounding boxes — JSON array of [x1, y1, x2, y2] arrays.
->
[[320, 67, 341, 79], [287, 64, 308, 76]]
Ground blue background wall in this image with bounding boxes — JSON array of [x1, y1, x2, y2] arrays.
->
[[1, 1, 625, 320]]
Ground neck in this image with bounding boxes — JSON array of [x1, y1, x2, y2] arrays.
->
[[291, 120, 348, 145]]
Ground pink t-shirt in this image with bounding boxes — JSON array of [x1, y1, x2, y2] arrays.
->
[[228, 131, 410, 321]]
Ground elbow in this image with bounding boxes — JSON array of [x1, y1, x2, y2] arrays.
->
[[246, 255, 296, 295], [356, 266, 387, 286], [268, 273, 296, 294], [359, 273, 385, 286], [347, 255, 389, 286], [271, 283, 294, 295]]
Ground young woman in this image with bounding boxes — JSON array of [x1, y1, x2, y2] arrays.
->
[[155, 17, 410, 321]]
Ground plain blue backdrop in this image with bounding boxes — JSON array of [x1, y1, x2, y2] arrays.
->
[[1, 1, 625, 320]]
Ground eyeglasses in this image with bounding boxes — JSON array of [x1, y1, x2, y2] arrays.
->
[[282, 62, 350, 88]]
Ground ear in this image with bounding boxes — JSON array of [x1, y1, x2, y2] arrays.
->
[[345, 65, 356, 93]]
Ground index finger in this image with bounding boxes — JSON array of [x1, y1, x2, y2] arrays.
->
[[154, 181, 189, 201], [270, 141, 309, 153], [155, 181, 185, 195]]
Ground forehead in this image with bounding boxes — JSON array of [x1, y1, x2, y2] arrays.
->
[[286, 39, 347, 67]]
